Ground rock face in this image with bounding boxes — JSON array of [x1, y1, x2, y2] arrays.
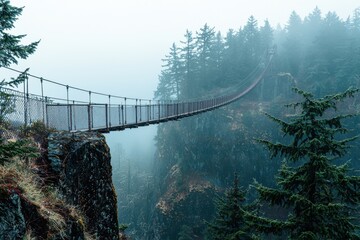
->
[[0, 189, 86, 239], [48, 132, 119, 239], [0, 191, 26, 239], [150, 167, 217, 240]]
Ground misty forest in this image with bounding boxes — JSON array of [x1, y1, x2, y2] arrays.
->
[[1, 1, 360, 240], [112, 7, 360, 240]]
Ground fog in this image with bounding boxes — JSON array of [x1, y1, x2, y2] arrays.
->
[[105, 126, 157, 169], [6, 0, 359, 100], [3, 1, 360, 239], [3, 0, 357, 168]]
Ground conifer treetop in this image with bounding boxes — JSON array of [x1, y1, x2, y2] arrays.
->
[[254, 87, 360, 239]]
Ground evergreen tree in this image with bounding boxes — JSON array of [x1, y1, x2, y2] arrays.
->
[[338, 8, 360, 90], [302, 7, 325, 95], [195, 24, 216, 91], [242, 16, 260, 63], [0, 0, 39, 119], [0, 0, 38, 67], [253, 88, 360, 239], [321, 12, 347, 78], [154, 71, 173, 100], [222, 29, 239, 85], [259, 19, 273, 54], [283, 11, 303, 76], [155, 43, 183, 100], [303, 7, 322, 48], [180, 30, 197, 99], [207, 173, 255, 240], [352, 7, 360, 32], [204, 31, 224, 90], [164, 43, 183, 99], [0, 0, 39, 164]]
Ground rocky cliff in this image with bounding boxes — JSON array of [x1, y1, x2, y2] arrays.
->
[[0, 129, 120, 239], [48, 132, 120, 239]]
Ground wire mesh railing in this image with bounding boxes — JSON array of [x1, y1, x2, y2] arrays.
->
[[0, 87, 48, 128], [0, 48, 274, 132]]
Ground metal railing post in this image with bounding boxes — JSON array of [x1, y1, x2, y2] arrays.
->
[[135, 99, 138, 124], [124, 98, 127, 124], [69, 104, 73, 131], [91, 105, 94, 129], [139, 99, 142, 122], [23, 76, 27, 127], [88, 104, 91, 131], [167, 100, 169, 116], [45, 101, 49, 129], [105, 104, 109, 130], [73, 100, 76, 131], [108, 95, 111, 127], [40, 77, 45, 123], [158, 100, 160, 120], [149, 100, 151, 121], [118, 104, 121, 126], [66, 85, 70, 131], [176, 102, 179, 117], [26, 74, 31, 124], [121, 104, 124, 126]]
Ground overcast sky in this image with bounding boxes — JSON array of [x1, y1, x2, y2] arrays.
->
[[5, 0, 360, 102]]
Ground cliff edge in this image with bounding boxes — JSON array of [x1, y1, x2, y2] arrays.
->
[[0, 128, 120, 239], [48, 132, 119, 239]]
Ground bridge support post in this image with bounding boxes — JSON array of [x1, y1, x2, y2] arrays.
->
[[108, 95, 111, 128], [73, 101, 76, 131], [88, 104, 91, 131], [158, 100, 160, 121], [139, 99, 142, 122], [105, 104, 109, 130], [124, 98, 127, 124], [121, 104, 124, 126], [118, 105, 121, 126], [135, 99, 138, 125], [149, 100, 151, 121]]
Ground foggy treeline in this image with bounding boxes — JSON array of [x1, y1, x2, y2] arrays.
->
[[111, 7, 360, 239]]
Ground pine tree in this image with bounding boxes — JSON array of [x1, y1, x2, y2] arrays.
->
[[196, 24, 216, 91], [155, 43, 183, 100], [207, 173, 256, 240], [259, 19, 273, 54], [283, 11, 303, 76], [302, 7, 325, 94], [207, 31, 223, 90], [0, 0, 39, 67], [352, 7, 360, 32], [253, 88, 360, 239], [243, 16, 260, 63], [179, 30, 197, 99], [0, 0, 39, 120], [222, 29, 239, 86], [0, 0, 39, 164]]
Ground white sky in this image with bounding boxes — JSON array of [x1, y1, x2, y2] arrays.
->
[[6, 0, 360, 102]]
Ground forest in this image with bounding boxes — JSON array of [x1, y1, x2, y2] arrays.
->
[[2, 1, 360, 239], [112, 7, 360, 240]]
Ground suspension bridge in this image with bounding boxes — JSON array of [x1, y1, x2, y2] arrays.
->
[[0, 50, 274, 133]]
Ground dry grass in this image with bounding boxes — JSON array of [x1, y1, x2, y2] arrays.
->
[[0, 157, 88, 238], [0, 158, 43, 201]]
